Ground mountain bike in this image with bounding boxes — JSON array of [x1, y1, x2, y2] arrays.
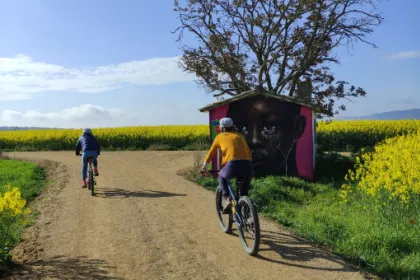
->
[[202, 170, 260, 256], [78, 154, 96, 196]]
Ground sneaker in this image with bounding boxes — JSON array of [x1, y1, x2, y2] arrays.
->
[[82, 180, 87, 188], [94, 168, 99, 176]]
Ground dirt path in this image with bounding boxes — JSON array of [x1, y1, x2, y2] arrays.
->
[[4, 151, 365, 280]]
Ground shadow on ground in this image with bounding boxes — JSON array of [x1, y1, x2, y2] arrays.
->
[[93, 188, 187, 199], [314, 153, 356, 186], [229, 229, 358, 273], [3, 255, 123, 280]]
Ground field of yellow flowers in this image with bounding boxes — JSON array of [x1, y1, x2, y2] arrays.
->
[[0, 125, 209, 151], [324, 129, 420, 279], [0, 120, 420, 152], [317, 119, 420, 152], [341, 129, 420, 207]]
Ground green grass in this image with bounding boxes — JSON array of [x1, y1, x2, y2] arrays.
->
[[0, 158, 47, 274], [0, 159, 46, 201], [182, 155, 420, 280]]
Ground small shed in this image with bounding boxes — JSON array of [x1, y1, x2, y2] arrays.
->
[[198, 89, 318, 181]]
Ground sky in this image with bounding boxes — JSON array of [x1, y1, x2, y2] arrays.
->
[[0, 0, 418, 128]]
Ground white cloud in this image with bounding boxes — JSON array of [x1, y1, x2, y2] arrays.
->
[[385, 51, 420, 60], [1, 104, 127, 128], [0, 54, 194, 100]]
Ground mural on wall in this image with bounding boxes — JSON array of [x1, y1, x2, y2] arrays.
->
[[210, 119, 221, 139], [209, 96, 314, 179], [209, 104, 230, 173]]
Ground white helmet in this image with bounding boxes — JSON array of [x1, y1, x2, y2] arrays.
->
[[83, 128, 92, 134], [219, 117, 233, 128]]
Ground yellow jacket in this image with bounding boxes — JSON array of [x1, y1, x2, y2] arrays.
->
[[204, 132, 252, 167]]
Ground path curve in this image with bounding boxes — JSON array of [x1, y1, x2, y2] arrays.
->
[[5, 151, 365, 280]]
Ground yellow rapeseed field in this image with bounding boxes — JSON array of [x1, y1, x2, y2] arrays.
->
[[0, 120, 419, 151], [317, 119, 420, 134], [316, 119, 420, 151], [0, 125, 209, 151], [341, 130, 420, 205]]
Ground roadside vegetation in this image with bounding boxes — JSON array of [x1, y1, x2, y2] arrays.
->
[[0, 154, 46, 274]]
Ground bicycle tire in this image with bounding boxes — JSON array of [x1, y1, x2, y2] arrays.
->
[[237, 196, 260, 256], [88, 162, 94, 196], [87, 163, 91, 190], [215, 186, 233, 233]]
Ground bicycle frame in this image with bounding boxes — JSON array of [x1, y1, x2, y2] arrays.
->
[[226, 179, 243, 227], [203, 170, 244, 227]]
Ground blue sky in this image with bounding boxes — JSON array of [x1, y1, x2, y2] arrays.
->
[[0, 0, 418, 128]]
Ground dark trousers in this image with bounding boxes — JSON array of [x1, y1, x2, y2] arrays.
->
[[218, 160, 253, 197], [81, 151, 98, 181]]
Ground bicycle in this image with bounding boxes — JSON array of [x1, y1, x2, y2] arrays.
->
[[78, 154, 97, 196], [202, 170, 260, 256]]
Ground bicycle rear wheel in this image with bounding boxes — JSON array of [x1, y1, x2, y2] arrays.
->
[[88, 162, 95, 196], [237, 196, 260, 256], [215, 185, 232, 233]]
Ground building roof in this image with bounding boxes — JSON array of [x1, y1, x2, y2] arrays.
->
[[198, 89, 319, 112]]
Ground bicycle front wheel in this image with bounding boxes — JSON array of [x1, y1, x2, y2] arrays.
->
[[237, 196, 260, 256], [215, 186, 233, 233]]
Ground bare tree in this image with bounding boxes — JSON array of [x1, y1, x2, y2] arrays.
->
[[271, 137, 297, 177], [173, 0, 384, 117]]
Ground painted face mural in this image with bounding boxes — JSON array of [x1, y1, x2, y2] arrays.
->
[[226, 96, 306, 176]]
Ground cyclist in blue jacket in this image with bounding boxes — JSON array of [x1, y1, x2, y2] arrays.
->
[[75, 128, 100, 188]]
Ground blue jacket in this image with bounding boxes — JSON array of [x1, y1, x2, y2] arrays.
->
[[75, 133, 100, 155]]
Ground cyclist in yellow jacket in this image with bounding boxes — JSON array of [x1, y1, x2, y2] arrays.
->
[[201, 117, 253, 213]]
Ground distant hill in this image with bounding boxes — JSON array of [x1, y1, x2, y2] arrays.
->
[[337, 108, 420, 120]]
